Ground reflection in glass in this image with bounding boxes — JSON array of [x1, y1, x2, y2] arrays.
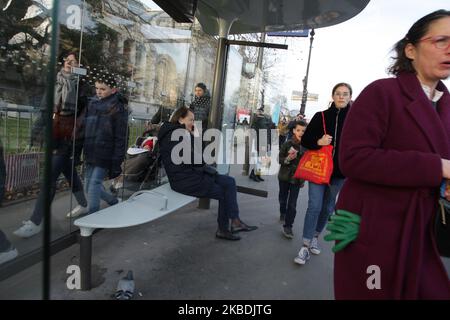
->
[[219, 44, 279, 192], [0, 0, 222, 295], [0, 0, 58, 298]]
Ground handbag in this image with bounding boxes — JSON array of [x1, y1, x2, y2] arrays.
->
[[435, 198, 450, 257], [52, 112, 75, 140], [293, 112, 333, 184]]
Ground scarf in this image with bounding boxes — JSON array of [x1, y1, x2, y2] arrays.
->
[[54, 70, 78, 114]]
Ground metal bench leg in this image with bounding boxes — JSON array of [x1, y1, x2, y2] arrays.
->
[[198, 198, 210, 209], [79, 227, 94, 291]]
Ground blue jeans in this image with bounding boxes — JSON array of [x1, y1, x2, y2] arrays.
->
[[279, 181, 301, 228], [85, 165, 118, 214], [302, 177, 345, 244], [204, 174, 240, 232], [30, 153, 87, 225]]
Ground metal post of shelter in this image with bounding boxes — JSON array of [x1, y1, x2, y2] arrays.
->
[[198, 18, 235, 209], [300, 28, 315, 116]]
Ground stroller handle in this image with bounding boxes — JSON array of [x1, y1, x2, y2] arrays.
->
[[129, 190, 168, 211]]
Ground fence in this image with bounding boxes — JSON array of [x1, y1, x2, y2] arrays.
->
[[0, 104, 39, 154], [4, 152, 43, 192], [0, 104, 152, 197]]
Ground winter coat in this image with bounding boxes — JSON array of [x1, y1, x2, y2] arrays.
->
[[189, 93, 211, 127], [334, 72, 450, 299], [157, 122, 215, 198], [83, 92, 128, 175], [278, 139, 306, 186], [301, 102, 350, 179], [31, 70, 91, 160], [251, 112, 276, 150], [251, 112, 273, 131]]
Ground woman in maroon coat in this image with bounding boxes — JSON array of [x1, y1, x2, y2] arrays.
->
[[334, 10, 450, 299]]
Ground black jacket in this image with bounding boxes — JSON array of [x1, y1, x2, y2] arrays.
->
[[157, 122, 214, 198], [83, 93, 128, 173], [189, 94, 211, 121], [301, 103, 351, 179], [278, 139, 306, 186]]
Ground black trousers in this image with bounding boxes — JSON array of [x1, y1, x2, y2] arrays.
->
[[278, 181, 301, 228]]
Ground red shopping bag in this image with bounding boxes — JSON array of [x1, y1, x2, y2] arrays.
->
[[293, 112, 333, 184]]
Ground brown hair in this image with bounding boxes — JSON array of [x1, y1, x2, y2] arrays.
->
[[292, 120, 307, 133], [388, 10, 450, 75], [332, 83, 353, 96], [170, 106, 193, 124]]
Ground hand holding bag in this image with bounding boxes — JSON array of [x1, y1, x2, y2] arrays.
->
[[293, 112, 333, 184]]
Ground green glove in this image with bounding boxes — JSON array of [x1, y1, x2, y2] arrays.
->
[[324, 209, 360, 253]]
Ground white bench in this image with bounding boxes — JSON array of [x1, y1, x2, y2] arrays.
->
[[74, 183, 196, 290]]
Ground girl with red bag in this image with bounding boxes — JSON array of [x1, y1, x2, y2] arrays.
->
[[294, 83, 352, 265]]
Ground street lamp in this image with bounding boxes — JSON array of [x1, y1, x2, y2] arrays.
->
[[300, 28, 315, 116]]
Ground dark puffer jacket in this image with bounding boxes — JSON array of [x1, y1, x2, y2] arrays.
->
[[83, 93, 128, 174], [157, 122, 215, 198], [301, 103, 351, 179], [278, 139, 306, 186]]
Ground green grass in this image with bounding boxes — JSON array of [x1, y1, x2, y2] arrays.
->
[[0, 116, 35, 154], [1, 116, 146, 154]]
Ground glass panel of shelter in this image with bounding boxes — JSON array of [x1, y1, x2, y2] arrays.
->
[[0, 0, 61, 298], [0, 0, 223, 288], [0, 0, 217, 277], [218, 43, 277, 195]]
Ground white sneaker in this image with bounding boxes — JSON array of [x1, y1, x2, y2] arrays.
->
[[66, 205, 88, 218], [13, 220, 42, 238], [0, 247, 18, 265], [310, 237, 321, 255], [294, 247, 310, 265]]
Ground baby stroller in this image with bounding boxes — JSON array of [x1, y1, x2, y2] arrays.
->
[[111, 136, 161, 194]]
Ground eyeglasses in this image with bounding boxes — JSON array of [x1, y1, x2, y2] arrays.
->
[[334, 92, 350, 97], [419, 35, 450, 50]]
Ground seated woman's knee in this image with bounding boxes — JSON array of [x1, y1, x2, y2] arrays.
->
[[217, 174, 236, 188]]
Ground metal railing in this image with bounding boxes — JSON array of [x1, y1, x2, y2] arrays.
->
[[0, 104, 40, 154]]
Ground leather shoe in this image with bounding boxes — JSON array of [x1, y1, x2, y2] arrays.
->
[[231, 221, 258, 233], [216, 230, 241, 241], [256, 175, 264, 181], [249, 170, 260, 182]]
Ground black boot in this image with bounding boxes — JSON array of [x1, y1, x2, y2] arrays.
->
[[249, 169, 260, 182], [256, 174, 264, 181]]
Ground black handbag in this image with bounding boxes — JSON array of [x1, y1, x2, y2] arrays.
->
[[435, 199, 450, 258]]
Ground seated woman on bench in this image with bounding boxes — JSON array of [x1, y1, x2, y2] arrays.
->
[[158, 106, 257, 240]]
